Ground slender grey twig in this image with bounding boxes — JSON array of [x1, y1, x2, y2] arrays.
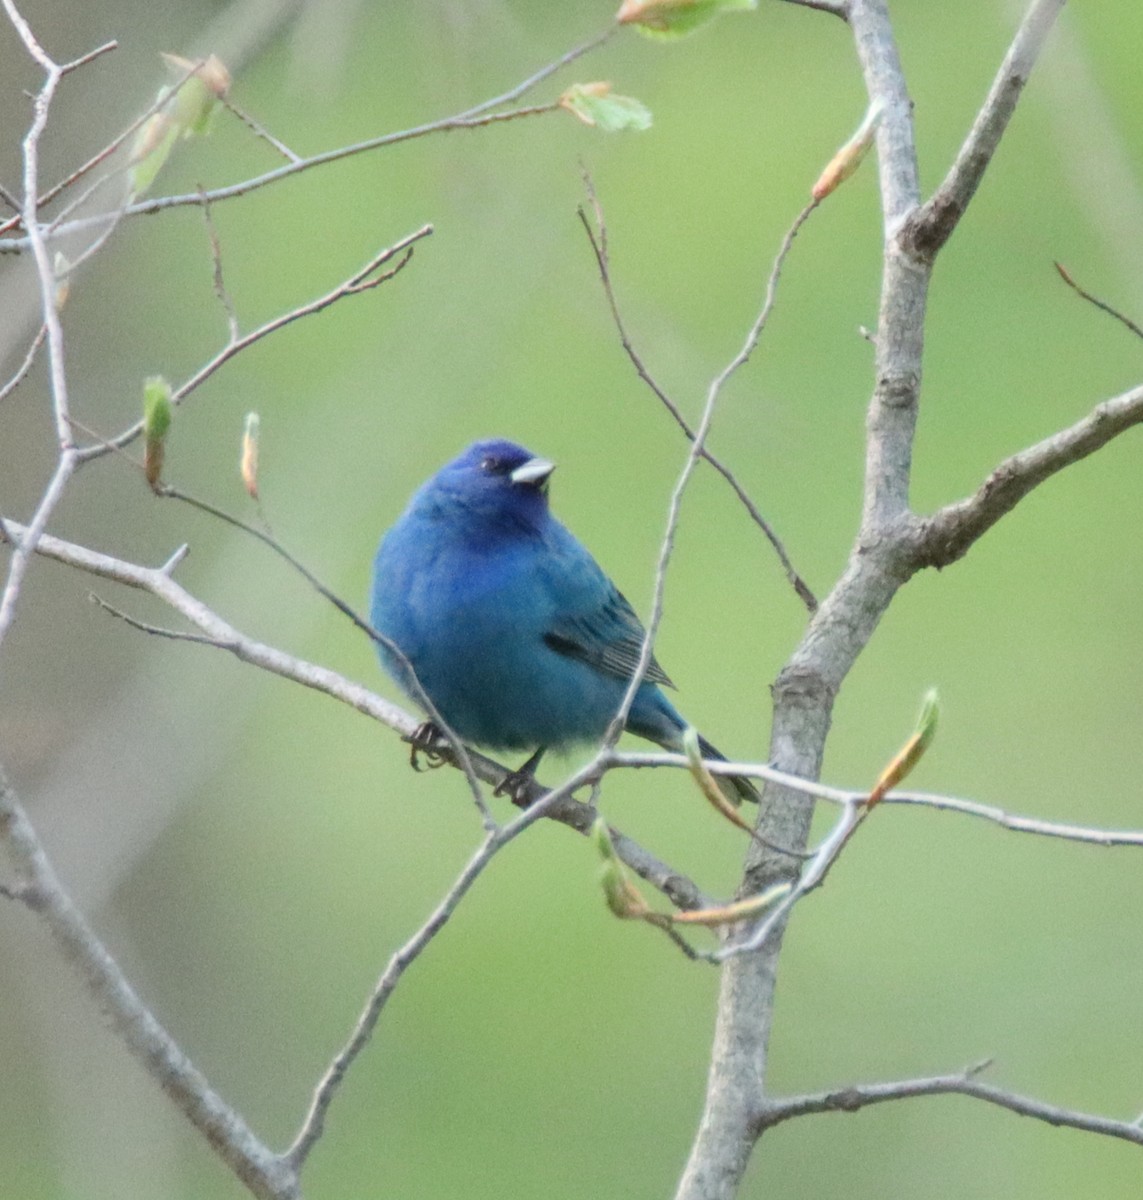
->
[[578, 183, 818, 612], [762, 1062, 1143, 1148], [0, 27, 616, 254], [74, 226, 432, 463]]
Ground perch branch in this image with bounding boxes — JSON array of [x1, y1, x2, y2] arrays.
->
[[0, 520, 707, 911]]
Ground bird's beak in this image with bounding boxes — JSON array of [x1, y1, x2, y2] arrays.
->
[[510, 457, 555, 490]]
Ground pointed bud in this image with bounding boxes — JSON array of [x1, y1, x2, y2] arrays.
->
[[241, 412, 260, 500], [812, 99, 884, 201], [867, 687, 940, 808], [131, 53, 230, 194], [161, 52, 231, 101], [683, 726, 758, 835], [53, 251, 71, 312], [669, 882, 791, 927], [142, 376, 173, 491], [592, 819, 649, 919]]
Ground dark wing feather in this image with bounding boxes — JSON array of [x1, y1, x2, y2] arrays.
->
[[544, 586, 675, 689]]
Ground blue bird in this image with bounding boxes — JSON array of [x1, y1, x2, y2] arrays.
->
[[370, 439, 758, 803]]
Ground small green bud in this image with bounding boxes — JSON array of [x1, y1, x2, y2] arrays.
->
[[142, 376, 173, 490]]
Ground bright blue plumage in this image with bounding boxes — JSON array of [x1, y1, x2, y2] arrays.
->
[[370, 439, 757, 802]]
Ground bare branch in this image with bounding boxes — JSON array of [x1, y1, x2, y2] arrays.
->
[[218, 95, 301, 163], [0, 0, 85, 656], [902, 0, 1064, 260], [154, 482, 494, 827], [200, 190, 240, 341], [0, 322, 46, 403], [0, 764, 300, 1200], [916, 382, 1143, 568], [59, 38, 118, 75], [0, 519, 706, 909], [0, 27, 615, 255], [613, 749, 1143, 849], [74, 226, 432, 463], [289, 750, 656, 1166], [608, 193, 824, 750], [762, 1062, 1143, 1148], [578, 184, 818, 612]]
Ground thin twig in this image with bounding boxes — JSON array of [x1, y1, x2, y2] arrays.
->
[[219, 95, 301, 163], [0, 323, 46, 403], [610, 749, 1143, 848], [1054, 261, 1143, 341], [74, 226, 432, 463], [200, 189, 239, 341], [89, 592, 222, 647], [0, 519, 706, 909], [0, 27, 612, 249], [59, 39, 118, 75], [607, 196, 824, 746], [761, 1061, 1143, 1147], [578, 181, 818, 612], [288, 749, 636, 1167]]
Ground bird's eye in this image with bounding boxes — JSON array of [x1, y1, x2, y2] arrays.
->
[[480, 456, 503, 474]]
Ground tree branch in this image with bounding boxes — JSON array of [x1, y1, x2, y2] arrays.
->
[[0, 765, 300, 1200], [0, 28, 615, 254], [902, 0, 1065, 260], [613, 749, 1143, 849], [577, 183, 819, 613], [915, 381, 1143, 568], [286, 761, 611, 1168], [761, 1062, 1143, 1148], [0, 520, 708, 911], [0, 0, 83, 656]]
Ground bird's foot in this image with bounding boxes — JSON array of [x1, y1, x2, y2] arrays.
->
[[406, 721, 449, 771], [493, 747, 547, 807]]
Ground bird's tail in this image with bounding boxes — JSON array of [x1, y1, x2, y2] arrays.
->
[[695, 732, 760, 806]]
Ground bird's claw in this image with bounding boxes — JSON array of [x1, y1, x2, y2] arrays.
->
[[493, 770, 539, 807], [406, 721, 448, 771], [493, 746, 547, 807]]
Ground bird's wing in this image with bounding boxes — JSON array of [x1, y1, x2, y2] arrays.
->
[[544, 582, 676, 690]]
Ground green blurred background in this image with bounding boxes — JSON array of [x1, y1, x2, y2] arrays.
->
[[2, 1, 1142, 1197]]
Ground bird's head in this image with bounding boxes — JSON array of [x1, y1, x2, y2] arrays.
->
[[418, 439, 556, 532]]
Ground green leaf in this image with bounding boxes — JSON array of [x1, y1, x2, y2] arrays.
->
[[559, 83, 652, 133], [617, 0, 757, 40], [129, 54, 230, 195]]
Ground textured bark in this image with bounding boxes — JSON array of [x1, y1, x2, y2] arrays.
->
[[674, 2, 1073, 1196]]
